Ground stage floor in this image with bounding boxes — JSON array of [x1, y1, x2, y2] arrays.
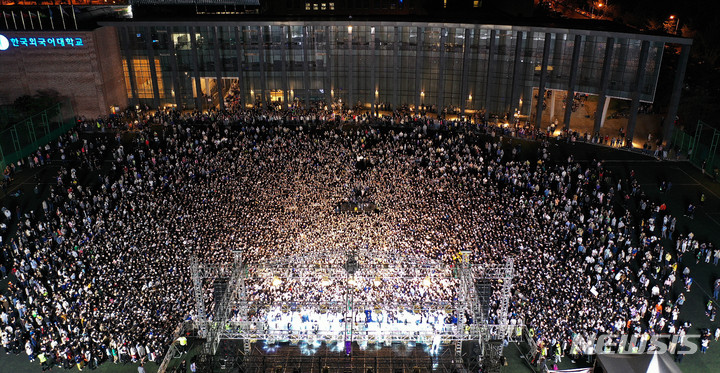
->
[[212, 340, 479, 373]]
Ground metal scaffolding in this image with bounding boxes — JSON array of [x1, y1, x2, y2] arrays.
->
[[190, 251, 516, 371], [190, 251, 245, 354], [474, 259, 515, 373]]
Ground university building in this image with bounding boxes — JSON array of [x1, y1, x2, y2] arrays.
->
[[0, 0, 691, 142]]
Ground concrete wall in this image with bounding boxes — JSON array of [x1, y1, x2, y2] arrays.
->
[[0, 27, 128, 118]]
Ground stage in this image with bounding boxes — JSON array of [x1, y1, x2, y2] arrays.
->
[[205, 339, 483, 373]]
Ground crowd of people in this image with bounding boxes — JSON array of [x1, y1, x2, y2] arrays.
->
[[0, 106, 716, 372]]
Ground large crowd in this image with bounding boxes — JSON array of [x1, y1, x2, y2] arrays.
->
[[0, 106, 717, 371]]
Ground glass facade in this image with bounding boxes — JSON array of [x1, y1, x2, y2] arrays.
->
[[115, 21, 669, 116]]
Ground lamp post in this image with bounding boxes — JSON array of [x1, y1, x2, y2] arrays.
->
[[669, 15, 680, 34]]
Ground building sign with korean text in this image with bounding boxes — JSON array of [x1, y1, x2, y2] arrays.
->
[[0, 34, 84, 50]]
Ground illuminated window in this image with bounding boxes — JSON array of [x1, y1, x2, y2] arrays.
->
[[321, 2, 326, 9], [123, 58, 164, 99], [305, 2, 310, 10], [122, 61, 133, 98], [443, 0, 446, 8], [473, 0, 480, 7], [329, 2, 334, 9], [313, 3, 318, 10], [270, 90, 284, 102]]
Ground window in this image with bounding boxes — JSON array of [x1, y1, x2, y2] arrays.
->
[[313, 3, 319, 10], [305, 2, 310, 10], [329, 2, 334, 10], [123, 58, 164, 99], [473, 0, 480, 7], [321, 2, 326, 10]]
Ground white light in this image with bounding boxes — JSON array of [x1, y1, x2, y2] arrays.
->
[[348, 25, 353, 34], [0, 35, 9, 51], [271, 276, 282, 287], [422, 277, 431, 287]]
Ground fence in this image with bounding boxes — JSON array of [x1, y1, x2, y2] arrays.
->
[[0, 100, 76, 172], [158, 322, 198, 373], [671, 121, 720, 182]]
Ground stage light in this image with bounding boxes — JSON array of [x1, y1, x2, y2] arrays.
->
[[422, 277, 431, 287], [272, 276, 282, 287]]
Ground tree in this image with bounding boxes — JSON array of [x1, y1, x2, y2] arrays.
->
[[12, 89, 63, 118]]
